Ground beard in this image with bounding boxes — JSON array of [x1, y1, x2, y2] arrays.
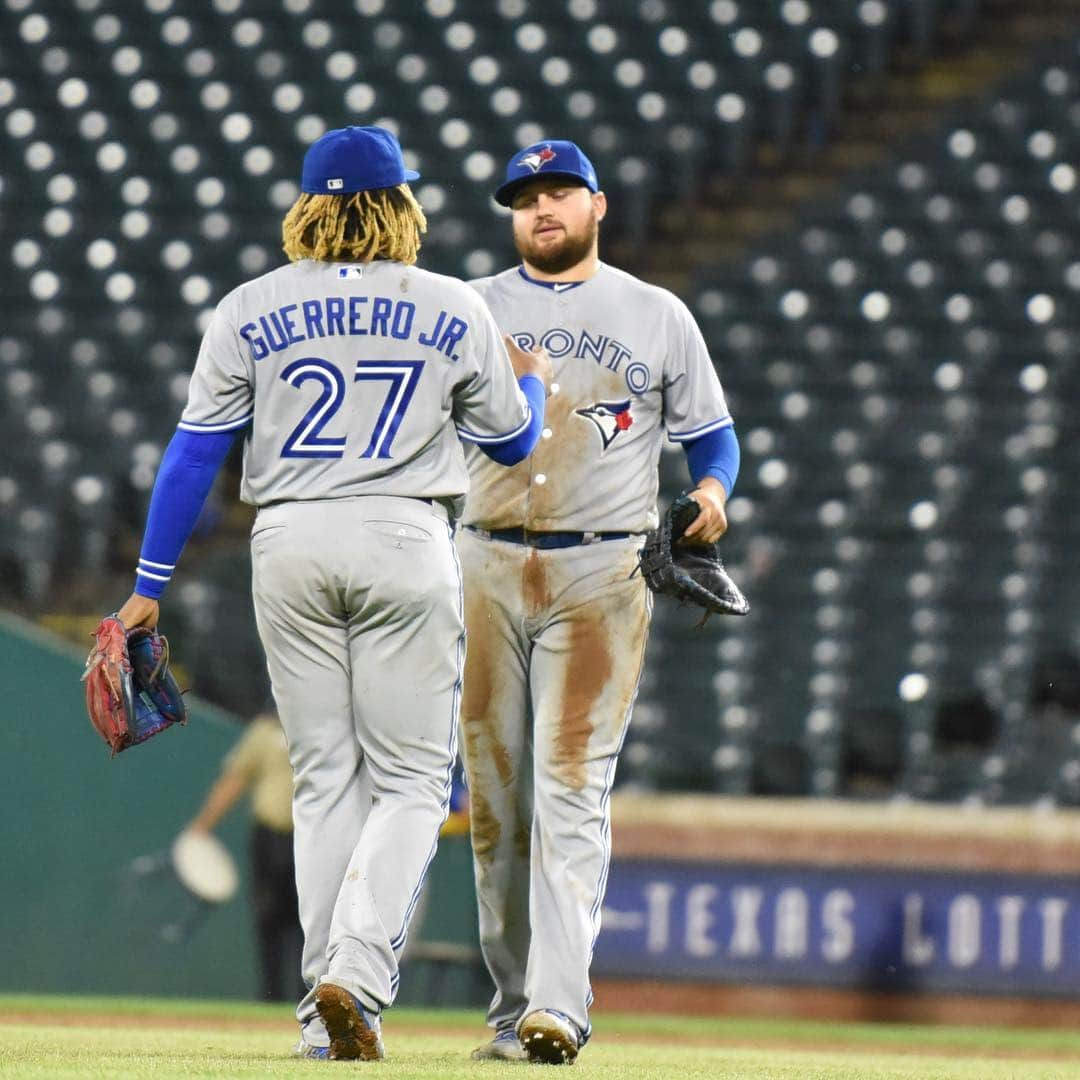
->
[[515, 212, 598, 275]]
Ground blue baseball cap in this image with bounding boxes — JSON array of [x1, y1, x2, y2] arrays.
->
[[494, 139, 599, 207], [301, 125, 420, 195]]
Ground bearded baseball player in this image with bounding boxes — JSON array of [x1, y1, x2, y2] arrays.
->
[[459, 140, 739, 1064], [110, 125, 552, 1061]]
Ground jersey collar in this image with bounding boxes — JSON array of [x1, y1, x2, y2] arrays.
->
[[517, 264, 596, 292]]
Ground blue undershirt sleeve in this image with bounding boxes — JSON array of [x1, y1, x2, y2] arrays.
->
[[133, 427, 240, 599], [479, 375, 546, 466], [683, 424, 740, 498]]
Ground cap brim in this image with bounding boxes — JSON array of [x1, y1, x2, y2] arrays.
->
[[403, 169, 420, 182], [494, 172, 591, 207]]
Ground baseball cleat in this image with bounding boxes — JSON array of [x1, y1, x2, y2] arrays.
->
[[313, 982, 385, 1061], [292, 1038, 331, 1060], [517, 1009, 579, 1065], [470, 1027, 528, 1062]]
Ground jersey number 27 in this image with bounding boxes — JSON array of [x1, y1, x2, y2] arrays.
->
[[279, 357, 424, 459]]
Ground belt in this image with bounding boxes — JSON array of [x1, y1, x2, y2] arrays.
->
[[464, 525, 633, 549]]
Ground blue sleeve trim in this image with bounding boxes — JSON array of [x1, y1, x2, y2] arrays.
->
[[133, 427, 239, 599], [478, 375, 545, 466], [684, 424, 740, 499], [668, 415, 734, 442]]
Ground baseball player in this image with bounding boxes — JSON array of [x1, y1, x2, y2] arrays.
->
[[111, 125, 552, 1061], [459, 140, 739, 1064]]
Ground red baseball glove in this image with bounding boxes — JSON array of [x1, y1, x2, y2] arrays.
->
[[82, 615, 187, 756]]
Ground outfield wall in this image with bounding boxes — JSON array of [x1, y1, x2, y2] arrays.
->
[[8, 612, 1080, 1020], [0, 612, 261, 998], [0, 613, 482, 1006], [595, 794, 1080, 1023]]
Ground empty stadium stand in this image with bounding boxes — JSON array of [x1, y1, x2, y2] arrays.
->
[[626, 25, 1080, 802], [2, 0, 1078, 797]]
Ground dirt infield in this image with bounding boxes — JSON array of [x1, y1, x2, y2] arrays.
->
[[0, 1010, 296, 1032], [593, 977, 1080, 1028]]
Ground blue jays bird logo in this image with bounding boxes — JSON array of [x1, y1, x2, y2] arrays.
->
[[518, 145, 557, 173], [576, 400, 634, 451]]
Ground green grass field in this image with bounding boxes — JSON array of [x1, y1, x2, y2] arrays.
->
[[3, 995, 1080, 1079]]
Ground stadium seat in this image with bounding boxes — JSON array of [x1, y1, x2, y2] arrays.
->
[[4, 1, 1075, 804]]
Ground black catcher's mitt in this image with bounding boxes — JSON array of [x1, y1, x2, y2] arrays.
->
[[636, 494, 750, 622], [82, 615, 187, 756]]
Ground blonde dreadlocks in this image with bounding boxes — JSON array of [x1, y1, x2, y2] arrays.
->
[[281, 185, 427, 265]]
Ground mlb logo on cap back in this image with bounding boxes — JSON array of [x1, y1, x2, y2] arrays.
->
[[301, 125, 421, 195], [494, 139, 600, 206]]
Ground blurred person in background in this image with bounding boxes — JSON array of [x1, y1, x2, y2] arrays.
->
[[187, 711, 304, 1002]]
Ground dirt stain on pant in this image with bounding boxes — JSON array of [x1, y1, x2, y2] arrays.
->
[[461, 589, 495, 722], [554, 614, 613, 791], [461, 588, 514, 867], [513, 814, 532, 859], [522, 548, 552, 618], [468, 788, 501, 867]]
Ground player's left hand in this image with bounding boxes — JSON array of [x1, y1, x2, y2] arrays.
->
[[681, 478, 729, 544], [116, 592, 160, 631]]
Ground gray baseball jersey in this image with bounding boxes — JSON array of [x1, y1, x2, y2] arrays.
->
[[180, 258, 530, 511], [462, 262, 731, 532]]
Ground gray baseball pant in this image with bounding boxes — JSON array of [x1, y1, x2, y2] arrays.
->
[[251, 495, 463, 1044], [456, 529, 651, 1039]]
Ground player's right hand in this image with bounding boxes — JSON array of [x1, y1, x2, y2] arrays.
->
[[504, 334, 554, 395]]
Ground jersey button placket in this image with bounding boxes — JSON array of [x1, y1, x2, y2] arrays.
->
[[524, 352, 562, 529]]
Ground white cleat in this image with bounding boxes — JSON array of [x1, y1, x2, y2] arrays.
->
[[291, 1038, 330, 1060], [471, 1028, 528, 1062], [517, 1009, 580, 1065]]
